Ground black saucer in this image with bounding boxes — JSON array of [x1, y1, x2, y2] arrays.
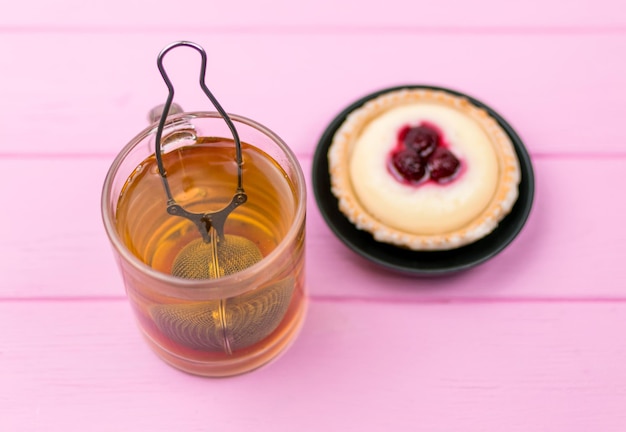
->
[[312, 85, 535, 276]]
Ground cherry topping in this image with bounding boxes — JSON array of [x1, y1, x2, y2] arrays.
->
[[389, 122, 462, 185], [392, 149, 427, 182], [403, 125, 438, 158], [428, 147, 461, 183]]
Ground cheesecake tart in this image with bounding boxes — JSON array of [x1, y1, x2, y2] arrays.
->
[[328, 88, 521, 251]]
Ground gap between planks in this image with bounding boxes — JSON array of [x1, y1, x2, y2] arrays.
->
[[2, 24, 626, 36], [2, 151, 626, 161], [2, 295, 626, 304]]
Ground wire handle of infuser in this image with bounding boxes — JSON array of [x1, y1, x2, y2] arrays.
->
[[153, 41, 247, 243]]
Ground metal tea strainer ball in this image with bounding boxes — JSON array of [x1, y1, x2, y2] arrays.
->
[[151, 277, 295, 353], [148, 41, 293, 353], [171, 234, 263, 279]]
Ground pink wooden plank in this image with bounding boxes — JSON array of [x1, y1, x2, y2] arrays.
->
[[2, 0, 626, 28], [2, 300, 626, 431], [0, 158, 122, 297], [1, 33, 625, 156], [1, 156, 625, 300], [307, 155, 626, 301]]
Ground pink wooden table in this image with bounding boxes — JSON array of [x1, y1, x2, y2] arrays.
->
[[2, 1, 626, 430]]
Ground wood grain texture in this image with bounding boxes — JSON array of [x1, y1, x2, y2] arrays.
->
[[1, 33, 625, 156], [2, 0, 626, 430], [1, 156, 625, 300], [2, 0, 626, 28], [2, 300, 626, 431]]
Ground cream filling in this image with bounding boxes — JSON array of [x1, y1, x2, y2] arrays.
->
[[349, 102, 499, 235]]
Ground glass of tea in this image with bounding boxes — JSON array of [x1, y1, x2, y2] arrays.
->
[[101, 110, 307, 377]]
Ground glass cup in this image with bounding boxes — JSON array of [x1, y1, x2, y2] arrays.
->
[[101, 111, 307, 377]]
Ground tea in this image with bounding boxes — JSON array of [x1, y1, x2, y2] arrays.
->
[[114, 137, 306, 375]]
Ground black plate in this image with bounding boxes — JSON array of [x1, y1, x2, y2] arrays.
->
[[312, 85, 535, 276]]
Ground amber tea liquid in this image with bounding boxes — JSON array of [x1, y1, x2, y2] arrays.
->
[[114, 137, 306, 376]]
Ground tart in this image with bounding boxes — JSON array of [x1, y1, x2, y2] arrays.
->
[[328, 88, 521, 251]]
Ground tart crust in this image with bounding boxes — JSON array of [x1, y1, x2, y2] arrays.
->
[[328, 88, 521, 251]]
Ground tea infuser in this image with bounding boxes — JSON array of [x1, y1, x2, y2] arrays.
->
[[150, 41, 294, 354], [154, 41, 264, 280], [155, 40, 246, 245], [150, 277, 295, 352]]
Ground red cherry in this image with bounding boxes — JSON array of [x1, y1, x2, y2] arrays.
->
[[428, 147, 461, 182], [392, 149, 427, 182], [403, 125, 439, 158]]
